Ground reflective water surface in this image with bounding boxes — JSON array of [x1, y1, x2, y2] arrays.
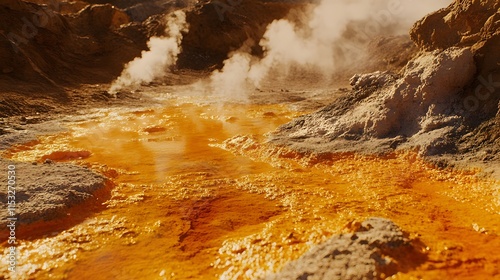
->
[[1, 92, 499, 279]]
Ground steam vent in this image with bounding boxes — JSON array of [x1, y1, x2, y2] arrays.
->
[[1, 0, 499, 279]]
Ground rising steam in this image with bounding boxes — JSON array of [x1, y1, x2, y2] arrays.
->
[[210, 0, 451, 99], [109, 1, 450, 99], [109, 10, 188, 94]]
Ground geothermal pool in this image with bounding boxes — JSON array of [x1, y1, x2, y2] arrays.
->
[[1, 90, 499, 279]]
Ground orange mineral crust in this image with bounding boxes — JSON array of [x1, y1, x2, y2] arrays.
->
[[2, 99, 499, 280]]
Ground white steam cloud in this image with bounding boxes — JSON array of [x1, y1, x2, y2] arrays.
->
[[109, 10, 188, 94], [209, 0, 451, 100]]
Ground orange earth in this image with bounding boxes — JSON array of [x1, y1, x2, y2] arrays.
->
[[1, 91, 499, 280]]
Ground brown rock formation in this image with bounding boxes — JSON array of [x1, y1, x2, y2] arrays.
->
[[410, 0, 500, 51], [411, 0, 500, 115], [178, 0, 306, 69], [410, 0, 499, 166], [0, 0, 144, 89]]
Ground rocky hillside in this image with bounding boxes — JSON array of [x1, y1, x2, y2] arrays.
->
[[0, 0, 305, 117], [411, 0, 500, 165], [271, 0, 499, 172], [0, 0, 148, 116], [0, 0, 145, 88], [411, 0, 500, 120]]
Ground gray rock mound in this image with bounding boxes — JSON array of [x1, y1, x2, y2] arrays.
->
[[264, 218, 425, 280], [272, 47, 476, 156], [270, 0, 500, 167], [0, 158, 108, 227]]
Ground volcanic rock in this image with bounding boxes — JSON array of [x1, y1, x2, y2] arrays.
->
[[0, 158, 108, 227], [264, 218, 425, 280], [271, 0, 500, 170]]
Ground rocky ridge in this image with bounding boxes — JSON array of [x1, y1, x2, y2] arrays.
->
[[0, 0, 304, 117], [270, 0, 500, 175]]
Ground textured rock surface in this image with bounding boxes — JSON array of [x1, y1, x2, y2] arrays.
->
[[410, 0, 500, 52], [349, 71, 397, 91], [0, 1, 144, 87], [264, 218, 425, 280], [179, 0, 302, 70], [410, 0, 500, 118], [272, 47, 476, 155], [407, 0, 500, 169], [0, 158, 108, 227], [272, 0, 500, 172]]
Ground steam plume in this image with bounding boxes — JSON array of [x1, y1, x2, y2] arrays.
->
[[109, 10, 188, 94], [209, 0, 451, 99]]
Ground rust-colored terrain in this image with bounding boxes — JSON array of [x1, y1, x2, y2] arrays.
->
[[0, 0, 499, 279]]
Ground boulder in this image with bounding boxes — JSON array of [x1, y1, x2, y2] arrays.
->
[[0, 158, 108, 227], [410, 0, 500, 87], [410, 0, 500, 51], [274, 47, 475, 145], [264, 218, 425, 280]]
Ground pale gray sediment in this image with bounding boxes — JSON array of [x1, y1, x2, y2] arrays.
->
[[264, 218, 425, 280], [0, 118, 67, 151], [0, 158, 107, 228], [269, 0, 500, 178]]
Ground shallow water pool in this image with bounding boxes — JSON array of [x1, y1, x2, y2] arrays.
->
[[1, 92, 499, 279]]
